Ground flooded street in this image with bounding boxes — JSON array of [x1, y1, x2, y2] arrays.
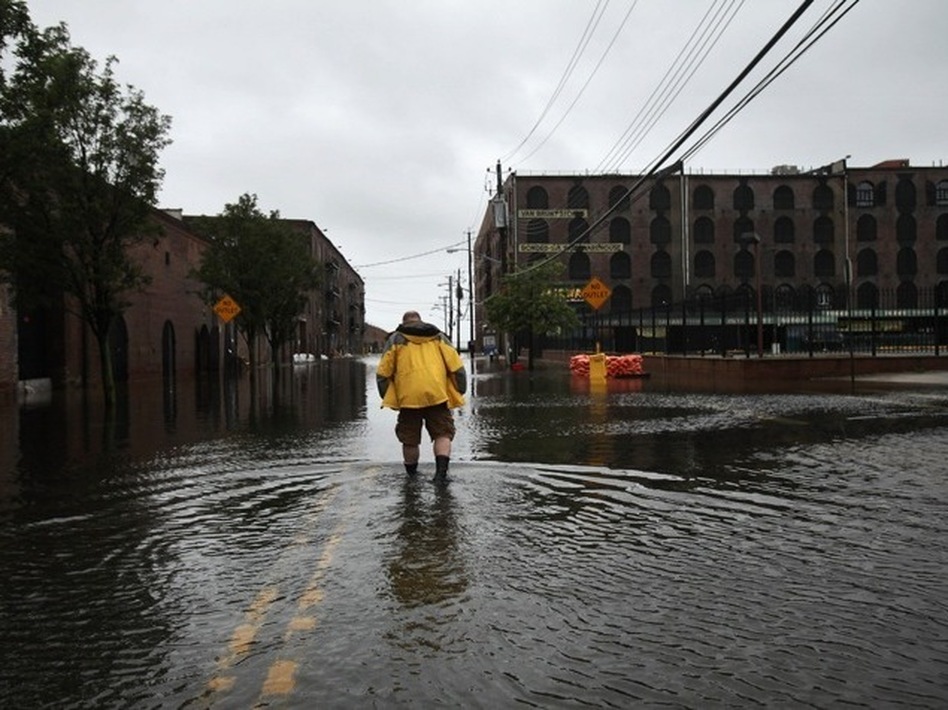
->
[[2, 357, 947, 708]]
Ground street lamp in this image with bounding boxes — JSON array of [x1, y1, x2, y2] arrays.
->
[[740, 232, 763, 357]]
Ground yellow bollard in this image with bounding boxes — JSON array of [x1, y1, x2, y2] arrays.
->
[[589, 352, 607, 384]]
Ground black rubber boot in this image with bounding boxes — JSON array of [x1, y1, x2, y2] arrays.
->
[[434, 455, 449, 483], [405, 462, 418, 476]]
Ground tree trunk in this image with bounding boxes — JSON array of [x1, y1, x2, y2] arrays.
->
[[97, 330, 116, 407]]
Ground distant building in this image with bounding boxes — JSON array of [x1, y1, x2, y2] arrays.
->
[[0, 209, 366, 400], [474, 159, 948, 349]]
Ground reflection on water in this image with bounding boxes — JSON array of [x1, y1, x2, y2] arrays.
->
[[1, 357, 947, 707]]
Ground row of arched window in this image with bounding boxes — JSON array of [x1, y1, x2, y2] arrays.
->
[[523, 212, 948, 247], [524, 179, 948, 218], [563, 246, 948, 285]]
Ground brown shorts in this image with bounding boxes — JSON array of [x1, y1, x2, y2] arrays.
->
[[395, 403, 456, 446]]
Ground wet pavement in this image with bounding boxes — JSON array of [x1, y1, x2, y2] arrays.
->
[[1, 356, 947, 707]]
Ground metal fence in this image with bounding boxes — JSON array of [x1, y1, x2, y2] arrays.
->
[[540, 286, 948, 358]]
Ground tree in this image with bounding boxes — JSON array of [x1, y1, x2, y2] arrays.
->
[[189, 194, 321, 375], [0, 2, 172, 405], [484, 260, 580, 370]]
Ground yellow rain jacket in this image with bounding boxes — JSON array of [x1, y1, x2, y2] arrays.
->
[[376, 321, 466, 410]]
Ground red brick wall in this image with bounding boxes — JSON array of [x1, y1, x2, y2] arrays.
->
[[0, 284, 17, 400]]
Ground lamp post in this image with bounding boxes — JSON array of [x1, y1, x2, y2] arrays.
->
[[740, 232, 763, 357]]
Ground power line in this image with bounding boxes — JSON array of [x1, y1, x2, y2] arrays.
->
[[354, 240, 466, 269]]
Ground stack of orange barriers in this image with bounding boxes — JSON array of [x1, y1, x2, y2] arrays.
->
[[569, 353, 645, 378]]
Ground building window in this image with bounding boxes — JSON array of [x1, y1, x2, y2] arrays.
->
[[774, 283, 796, 311], [693, 185, 714, 210], [814, 249, 835, 279], [936, 247, 948, 275], [733, 216, 754, 242], [569, 217, 589, 244], [526, 186, 549, 209], [733, 183, 754, 211], [774, 216, 795, 244], [938, 214, 948, 241], [897, 281, 918, 309], [694, 250, 715, 278], [897, 247, 917, 277], [609, 217, 631, 244], [610, 285, 632, 312], [813, 216, 834, 245], [857, 248, 878, 277], [895, 177, 917, 213], [650, 216, 671, 246], [734, 250, 754, 280], [774, 250, 795, 278], [651, 250, 672, 279], [857, 282, 878, 309], [693, 217, 714, 244], [813, 183, 834, 211], [525, 219, 549, 242], [856, 181, 874, 207], [857, 214, 877, 242], [650, 183, 671, 211], [773, 185, 795, 210], [651, 284, 673, 308], [896, 214, 916, 244], [609, 186, 630, 211], [567, 185, 589, 210], [937, 180, 948, 206], [568, 251, 590, 281], [610, 251, 631, 279]]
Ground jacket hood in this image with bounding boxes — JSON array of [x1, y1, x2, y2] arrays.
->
[[396, 320, 442, 338]]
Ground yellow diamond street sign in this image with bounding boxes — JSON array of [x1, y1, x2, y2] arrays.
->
[[213, 294, 241, 323], [581, 277, 611, 311]]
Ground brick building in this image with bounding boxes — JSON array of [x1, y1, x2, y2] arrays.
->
[[474, 159, 948, 351], [0, 209, 366, 401]]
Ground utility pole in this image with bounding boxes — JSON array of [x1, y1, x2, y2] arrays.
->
[[466, 229, 474, 363], [455, 268, 463, 351]]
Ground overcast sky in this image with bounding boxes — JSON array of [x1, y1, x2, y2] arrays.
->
[[24, 0, 948, 333]]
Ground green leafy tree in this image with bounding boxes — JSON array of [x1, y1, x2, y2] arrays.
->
[[484, 260, 580, 369], [0, 2, 172, 405], [190, 194, 321, 375]]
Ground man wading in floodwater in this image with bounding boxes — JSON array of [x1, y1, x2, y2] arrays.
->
[[377, 311, 467, 483]]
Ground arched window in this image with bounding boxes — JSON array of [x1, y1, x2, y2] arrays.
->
[[733, 183, 754, 211], [938, 214, 948, 241], [609, 217, 631, 244], [650, 250, 672, 278], [525, 219, 549, 243], [569, 217, 589, 244], [568, 251, 590, 281], [937, 180, 948, 206], [936, 247, 948, 275], [895, 177, 916, 213], [773, 185, 795, 210], [610, 284, 632, 313], [857, 282, 878, 309], [692, 284, 715, 304], [650, 216, 671, 246], [897, 281, 918, 309], [693, 217, 714, 244], [693, 184, 714, 210], [610, 251, 631, 279], [526, 186, 549, 209], [774, 284, 796, 311], [856, 181, 874, 207], [774, 250, 795, 278], [856, 248, 877, 277], [814, 249, 835, 279], [857, 214, 877, 242], [896, 214, 916, 243], [896, 247, 917, 277], [694, 250, 715, 278], [650, 183, 671, 211], [609, 185, 630, 211], [733, 216, 754, 243], [734, 250, 754, 280], [812, 183, 834, 211], [651, 284, 673, 308], [774, 216, 795, 243], [813, 215, 834, 245]]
